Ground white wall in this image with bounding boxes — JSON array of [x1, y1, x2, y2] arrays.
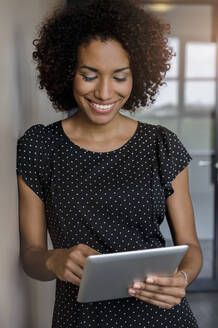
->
[[0, 1, 66, 327]]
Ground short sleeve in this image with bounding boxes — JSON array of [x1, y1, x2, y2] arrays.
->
[[156, 125, 192, 198], [16, 124, 47, 202]]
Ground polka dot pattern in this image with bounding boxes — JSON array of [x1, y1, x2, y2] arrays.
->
[[16, 119, 198, 327]]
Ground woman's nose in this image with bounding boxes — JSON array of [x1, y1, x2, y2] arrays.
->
[[94, 79, 114, 100]]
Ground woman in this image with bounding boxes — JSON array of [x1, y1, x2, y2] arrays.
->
[[16, 0, 202, 327]]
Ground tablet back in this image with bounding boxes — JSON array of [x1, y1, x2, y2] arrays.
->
[[77, 245, 189, 303]]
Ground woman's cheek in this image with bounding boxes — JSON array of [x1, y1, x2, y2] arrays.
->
[[120, 79, 133, 99], [73, 75, 92, 95]]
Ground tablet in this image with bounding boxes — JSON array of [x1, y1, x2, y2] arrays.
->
[[77, 245, 189, 303]]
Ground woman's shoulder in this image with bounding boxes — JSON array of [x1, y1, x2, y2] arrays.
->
[[16, 121, 62, 201], [139, 121, 191, 160], [17, 120, 61, 144], [139, 122, 192, 197], [140, 121, 176, 136], [16, 120, 63, 165], [139, 121, 179, 146]]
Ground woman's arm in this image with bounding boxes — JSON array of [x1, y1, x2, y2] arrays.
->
[[128, 166, 203, 308], [17, 175, 100, 284], [17, 174, 57, 281], [166, 166, 203, 285]]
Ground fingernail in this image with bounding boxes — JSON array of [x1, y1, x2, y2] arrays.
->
[[129, 288, 136, 294], [146, 276, 154, 283], [133, 282, 141, 288]]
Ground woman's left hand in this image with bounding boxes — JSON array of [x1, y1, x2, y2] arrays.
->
[[128, 269, 188, 309]]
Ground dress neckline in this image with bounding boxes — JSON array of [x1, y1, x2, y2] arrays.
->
[[57, 119, 141, 155]]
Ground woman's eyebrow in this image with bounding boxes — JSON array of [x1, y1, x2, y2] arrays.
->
[[79, 65, 130, 73]]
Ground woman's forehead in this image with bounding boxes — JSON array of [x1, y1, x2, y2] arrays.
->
[[77, 39, 130, 69]]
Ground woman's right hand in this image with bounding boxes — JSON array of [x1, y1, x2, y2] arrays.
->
[[46, 244, 101, 286]]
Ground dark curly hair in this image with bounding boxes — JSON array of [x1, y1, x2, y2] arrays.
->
[[32, 0, 174, 113]]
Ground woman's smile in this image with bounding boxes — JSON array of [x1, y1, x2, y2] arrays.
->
[[85, 98, 120, 114]]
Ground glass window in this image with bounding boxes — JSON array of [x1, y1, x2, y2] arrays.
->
[[153, 80, 178, 110], [184, 81, 215, 109], [180, 117, 215, 154], [185, 42, 216, 78]]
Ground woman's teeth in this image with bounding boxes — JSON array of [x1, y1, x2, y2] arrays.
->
[[91, 102, 114, 110], [86, 99, 117, 114]]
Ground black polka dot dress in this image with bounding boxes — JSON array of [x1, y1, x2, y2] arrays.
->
[[16, 118, 199, 328]]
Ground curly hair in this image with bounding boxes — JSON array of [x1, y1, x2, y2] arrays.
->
[[32, 0, 174, 113]]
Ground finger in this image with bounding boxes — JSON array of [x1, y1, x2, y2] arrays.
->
[[85, 247, 101, 256], [130, 292, 174, 309], [67, 262, 83, 279], [132, 281, 186, 299], [64, 271, 81, 286], [131, 288, 182, 306], [57, 267, 81, 286], [78, 244, 101, 256], [145, 273, 187, 288], [69, 248, 88, 268]]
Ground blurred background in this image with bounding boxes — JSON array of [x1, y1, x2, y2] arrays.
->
[[1, 0, 218, 327]]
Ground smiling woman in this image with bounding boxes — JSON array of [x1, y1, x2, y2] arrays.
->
[[16, 0, 202, 328]]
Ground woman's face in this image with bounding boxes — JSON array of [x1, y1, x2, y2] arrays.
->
[[73, 38, 133, 126]]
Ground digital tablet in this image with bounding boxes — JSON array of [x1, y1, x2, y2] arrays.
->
[[77, 245, 189, 303]]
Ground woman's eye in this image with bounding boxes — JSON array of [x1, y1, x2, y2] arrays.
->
[[114, 77, 127, 82], [81, 75, 96, 81], [80, 74, 127, 82]]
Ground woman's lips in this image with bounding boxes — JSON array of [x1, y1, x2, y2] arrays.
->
[[86, 99, 118, 114]]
